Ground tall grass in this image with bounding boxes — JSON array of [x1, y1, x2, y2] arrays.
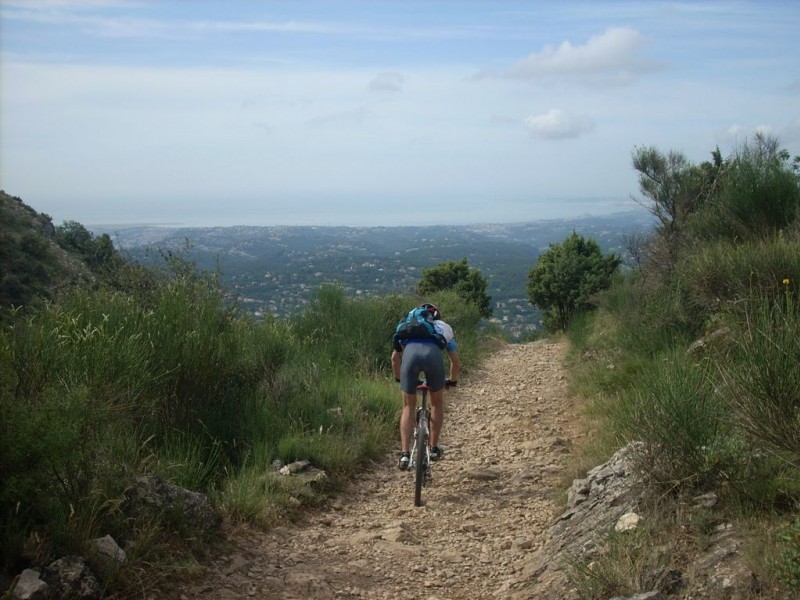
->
[[566, 527, 674, 600], [716, 290, 800, 461], [680, 233, 800, 323], [292, 283, 408, 373], [612, 349, 727, 486]]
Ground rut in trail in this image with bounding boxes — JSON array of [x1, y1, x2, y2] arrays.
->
[[171, 340, 582, 600]]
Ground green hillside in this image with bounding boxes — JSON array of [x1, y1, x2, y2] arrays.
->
[[0, 191, 87, 311], [0, 190, 126, 317]]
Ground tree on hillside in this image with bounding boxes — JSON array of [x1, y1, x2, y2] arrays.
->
[[633, 135, 800, 275], [417, 258, 492, 318], [722, 133, 800, 235], [56, 220, 119, 272], [632, 145, 725, 235], [527, 232, 620, 332]]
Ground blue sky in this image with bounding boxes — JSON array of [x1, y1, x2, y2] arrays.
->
[[1, 1, 798, 227]]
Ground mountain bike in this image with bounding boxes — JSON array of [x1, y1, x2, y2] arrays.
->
[[409, 380, 432, 507]]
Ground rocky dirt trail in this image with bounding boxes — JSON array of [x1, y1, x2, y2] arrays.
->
[[171, 340, 583, 600]]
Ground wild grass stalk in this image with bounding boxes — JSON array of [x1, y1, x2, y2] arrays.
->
[[716, 290, 800, 461]]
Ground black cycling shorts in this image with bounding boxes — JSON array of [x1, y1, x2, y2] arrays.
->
[[399, 341, 445, 394]]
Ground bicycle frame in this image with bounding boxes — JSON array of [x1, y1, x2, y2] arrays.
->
[[409, 382, 431, 507]]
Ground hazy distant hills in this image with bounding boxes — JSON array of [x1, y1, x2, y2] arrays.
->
[[97, 210, 655, 338]]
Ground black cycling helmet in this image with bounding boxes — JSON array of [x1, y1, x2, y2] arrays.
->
[[420, 303, 441, 319]]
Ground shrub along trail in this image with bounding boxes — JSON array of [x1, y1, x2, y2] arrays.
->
[[167, 340, 582, 599]]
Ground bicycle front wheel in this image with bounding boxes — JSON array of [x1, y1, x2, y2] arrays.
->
[[414, 417, 427, 507]]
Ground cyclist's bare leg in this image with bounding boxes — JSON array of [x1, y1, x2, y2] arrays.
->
[[428, 389, 444, 448], [399, 392, 417, 452]]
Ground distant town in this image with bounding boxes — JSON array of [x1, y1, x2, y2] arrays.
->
[[101, 210, 654, 339]]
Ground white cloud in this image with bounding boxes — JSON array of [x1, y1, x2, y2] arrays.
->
[[369, 72, 404, 92], [504, 27, 659, 86], [2, 3, 798, 226], [525, 109, 595, 140], [720, 120, 800, 146]]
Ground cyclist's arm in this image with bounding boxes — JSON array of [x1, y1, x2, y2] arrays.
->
[[447, 348, 461, 384], [391, 349, 402, 381]]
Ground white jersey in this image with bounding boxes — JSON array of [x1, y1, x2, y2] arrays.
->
[[433, 320, 457, 350]]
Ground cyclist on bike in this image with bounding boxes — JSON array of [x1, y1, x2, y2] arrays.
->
[[391, 303, 461, 470]]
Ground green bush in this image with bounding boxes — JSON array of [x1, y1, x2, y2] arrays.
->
[[0, 380, 138, 570], [687, 140, 800, 243], [0, 275, 283, 567], [291, 284, 407, 374], [680, 234, 800, 322], [528, 232, 620, 332], [612, 349, 727, 486], [417, 257, 493, 318]]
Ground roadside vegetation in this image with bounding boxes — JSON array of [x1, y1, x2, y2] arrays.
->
[[560, 135, 800, 598], [0, 195, 493, 597]]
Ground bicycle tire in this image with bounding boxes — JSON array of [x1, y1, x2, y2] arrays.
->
[[414, 415, 426, 506]]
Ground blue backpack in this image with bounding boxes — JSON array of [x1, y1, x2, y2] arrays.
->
[[392, 306, 447, 351]]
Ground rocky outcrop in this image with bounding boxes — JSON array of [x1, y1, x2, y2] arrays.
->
[[275, 459, 330, 487], [9, 542, 127, 600], [126, 474, 220, 533], [90, 535, 127, 566], [9, 569, 49, 600], [42, 556, 102, 600], [555, 441, 646, 548], [517, 441, 763, 600], [511, 441, 646, 597], [11, 556, 103, 600], [684, 522, 761, 599]]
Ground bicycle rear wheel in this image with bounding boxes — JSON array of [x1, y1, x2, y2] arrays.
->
[[414, 416, 427, 506]]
